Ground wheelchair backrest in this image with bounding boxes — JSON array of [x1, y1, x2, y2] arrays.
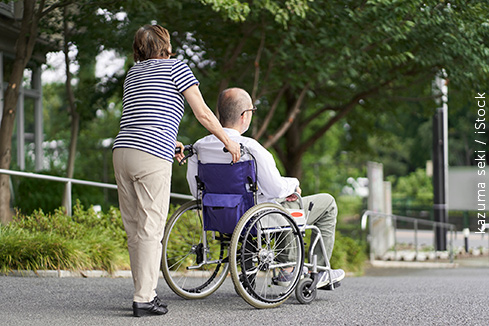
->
[[197, 160, 257, 234]]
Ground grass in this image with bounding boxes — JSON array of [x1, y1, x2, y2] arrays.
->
[[0, 228, 88, 272], [0, 202, 129, 274]]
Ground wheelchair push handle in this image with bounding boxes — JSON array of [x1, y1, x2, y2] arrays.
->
[[223, 143, 245, 165], [175, 144, 195, 166], [175, 144, 193, 154], [223, 143, 245, 154]]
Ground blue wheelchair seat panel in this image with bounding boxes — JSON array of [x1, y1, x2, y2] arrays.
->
[[198, 160, 256, 234]]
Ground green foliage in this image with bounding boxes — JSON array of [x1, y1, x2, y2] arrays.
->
[[11, 171, 64, 215], [100, 0, 488, 187], [0, 202, 128, 274], [34, 1, 489, 206], [11, 169, 116, 215], [320, 196, 368, 274], [447, 86, 489, 167], [1, 201, 366, 275], [73, 101, 122, 209], [337, 195, 365, 222], [303, 228, 367, 274], [42, 83, 70, 143], [19, 2, 486, 277], [300, 122, 347, 196], [387, 168, 433, 207], [199, 0, 251, 22], [0, 228, 89, 273], [330, 231, 367, 275]]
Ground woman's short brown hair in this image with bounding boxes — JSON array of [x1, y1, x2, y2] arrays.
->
[[133, 24, 175, 62]]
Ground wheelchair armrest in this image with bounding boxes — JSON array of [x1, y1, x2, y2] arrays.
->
[[289, 193, 314, 221]]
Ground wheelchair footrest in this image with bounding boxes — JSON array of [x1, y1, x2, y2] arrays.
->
[[318, 281, 341, 291]]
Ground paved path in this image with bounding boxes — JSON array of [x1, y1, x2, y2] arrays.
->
[[1, 266, 488, 326]]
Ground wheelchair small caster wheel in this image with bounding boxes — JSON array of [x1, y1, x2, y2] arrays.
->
[[296, 278, 317, 304]]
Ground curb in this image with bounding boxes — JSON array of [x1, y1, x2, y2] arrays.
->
[[0, 270, 137, 278], [369, 260, 459, 269]]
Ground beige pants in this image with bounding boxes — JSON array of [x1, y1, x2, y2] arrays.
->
[[113, 148, 172, 303], [282, 193, 337, 266]]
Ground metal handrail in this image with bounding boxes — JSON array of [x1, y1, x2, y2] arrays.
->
[[0, 168, 194, 216], [361, 210, 457, 263]]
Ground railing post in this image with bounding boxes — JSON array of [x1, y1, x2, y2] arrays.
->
[[433, 223, 437, 261], [64, 181, 72, 216], [449, 226, 454, 263], [369, 212, 375, 262], [393, 217, 397, 259], [414, 219, 418, 260]]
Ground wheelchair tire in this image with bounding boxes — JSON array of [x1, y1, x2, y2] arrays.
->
[[295, 277, 317, 304], [161, 200, 229, 299], [229, 203, 305, 309]]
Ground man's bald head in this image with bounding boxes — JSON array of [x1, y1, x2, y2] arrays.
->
[[217, 88, 252, 128]]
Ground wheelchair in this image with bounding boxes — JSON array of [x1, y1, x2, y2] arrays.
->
[[161, 144, 336, 308]]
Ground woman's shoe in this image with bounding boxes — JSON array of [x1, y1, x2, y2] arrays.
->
[[153, 295, 168, 308], [132, 299, 168, 317]]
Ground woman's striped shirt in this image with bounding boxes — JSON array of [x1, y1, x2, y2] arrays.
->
[[113, 59, 199, 162]]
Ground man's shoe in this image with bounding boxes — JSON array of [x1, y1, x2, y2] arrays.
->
[[275, 266, 308, 286], [319, 281, 341, 290], [316, 269, 345, 289], [133, 299, 168, 317]]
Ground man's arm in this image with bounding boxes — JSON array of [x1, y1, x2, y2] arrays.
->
[[248, 139, 300, 200]]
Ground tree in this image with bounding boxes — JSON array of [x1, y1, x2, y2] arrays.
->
[[0, 0, 139, 221], [0, 0, 76, 224], [5, 1, 489, 221], [135, 0, 489, 181]]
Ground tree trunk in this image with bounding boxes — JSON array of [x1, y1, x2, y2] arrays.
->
[[61, 5, 79, 212], [282, 90, 304, 179], [0, 0, 39, 224]]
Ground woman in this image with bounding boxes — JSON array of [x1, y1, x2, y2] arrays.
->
[[112, 24, 240, 317]]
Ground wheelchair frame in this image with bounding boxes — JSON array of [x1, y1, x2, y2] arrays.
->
[[161, 145, 334, 308]]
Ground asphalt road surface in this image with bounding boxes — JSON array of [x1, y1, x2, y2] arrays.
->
[[1, 265, 488, 326]]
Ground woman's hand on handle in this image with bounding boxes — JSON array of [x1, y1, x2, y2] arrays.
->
[[174, 141, 186, 163], [224, 140, 241, 163]]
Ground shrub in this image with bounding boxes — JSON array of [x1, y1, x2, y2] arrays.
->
[[11, 171, 65, 215], [0, 202, 129, 274], [331, 231, 367, 275], [0, 228, 89, 273], [1, 202, 366, 275], [11, 169, 116, 215]]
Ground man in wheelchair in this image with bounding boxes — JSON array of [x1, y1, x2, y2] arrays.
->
[[186, 87, 345, 290]]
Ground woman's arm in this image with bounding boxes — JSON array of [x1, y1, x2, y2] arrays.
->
[[183, 85, 241, 162]]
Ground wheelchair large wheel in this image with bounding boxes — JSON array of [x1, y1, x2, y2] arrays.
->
[[229, 203, 304, 309], [161, 200, 229, 299]]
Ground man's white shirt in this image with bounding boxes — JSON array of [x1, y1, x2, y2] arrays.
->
[[186, 128, 299, 204]]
